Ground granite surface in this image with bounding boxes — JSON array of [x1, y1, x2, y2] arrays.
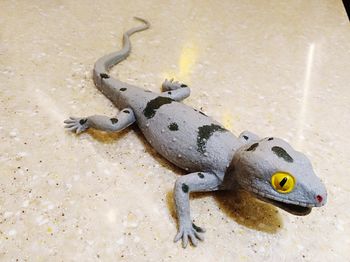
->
[[1, 0, 349, 261]]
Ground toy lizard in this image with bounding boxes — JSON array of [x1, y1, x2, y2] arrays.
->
[[64, 18, 327, 248]]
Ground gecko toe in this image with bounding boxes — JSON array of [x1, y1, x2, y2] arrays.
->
[[174, 229, 183, 243], [182, 234, 189, 248], [188, 231, 199, 246], [193, 230, 205, 241]]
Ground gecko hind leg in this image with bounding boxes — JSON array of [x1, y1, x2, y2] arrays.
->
[[64, 108, 136, 134], [162, 78, 188, 91], [238, 130, 261, 144], [161, 78, 190, 101]]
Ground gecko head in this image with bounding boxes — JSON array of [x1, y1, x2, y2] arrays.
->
[[231, 137, 327, 216]]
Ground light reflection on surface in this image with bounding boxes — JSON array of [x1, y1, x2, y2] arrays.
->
[[163, 41, 198, 83], [297, 43, 315, 147], [32, 89, 66, 122]]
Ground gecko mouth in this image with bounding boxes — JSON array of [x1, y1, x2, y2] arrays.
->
[[261, 197, 312, 216], [253, 193, 312, 216]]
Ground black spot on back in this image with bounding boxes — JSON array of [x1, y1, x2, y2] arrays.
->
[[79, 119, 87, 125], [120, 88, 127, 92], [268, 137, 274, 141], [110, 118, 118, 124], [100, 73, 110, 79], [197, 124, 227, 154], [181, 84, 188, 88], [182, 183, 189, 193], [271, 146, 294, 163], [168, 91, 172, 95], [246, 143, 259, 151], [143, 96, 174, 119], [243, 135, 249, 140], [168, 122, 179, 131]]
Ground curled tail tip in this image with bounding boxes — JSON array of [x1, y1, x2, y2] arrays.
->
[[133, 17, 150, 28]]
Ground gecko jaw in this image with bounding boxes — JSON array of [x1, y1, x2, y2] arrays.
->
[[257, 196, 312, 216], [248, 187, 315, 216]]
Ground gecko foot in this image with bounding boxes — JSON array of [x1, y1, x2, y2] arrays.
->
[[64, 117, 89, 134], [162, 78, 188, 91], [174, 222, 205, 248]]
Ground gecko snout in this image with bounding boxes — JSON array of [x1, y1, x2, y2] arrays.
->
[[315, 193, 327, 206]]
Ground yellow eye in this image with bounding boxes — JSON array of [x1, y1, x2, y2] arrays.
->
[[271, 172, 295, 193]]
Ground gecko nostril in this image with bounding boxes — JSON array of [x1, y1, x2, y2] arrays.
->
[[316, 195, 323, 203]]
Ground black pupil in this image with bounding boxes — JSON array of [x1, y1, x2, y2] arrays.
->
[[279, 177, 288, 188]]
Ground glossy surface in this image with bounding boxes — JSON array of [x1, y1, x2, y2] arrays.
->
[[1, 0, 349, 261]]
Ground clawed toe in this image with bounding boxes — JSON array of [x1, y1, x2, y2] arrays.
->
[[63, 117, 89, 134], [174, 224, 205, 248]]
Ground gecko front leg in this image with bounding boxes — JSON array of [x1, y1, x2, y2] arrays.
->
[[173, 172, 222, 248], [64, 108, 135, 134]]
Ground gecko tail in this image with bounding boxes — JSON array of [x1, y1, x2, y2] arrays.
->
[[93, 17, 150, 91]]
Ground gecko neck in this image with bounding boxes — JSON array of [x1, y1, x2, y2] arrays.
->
[[221, 145, 246, 190]]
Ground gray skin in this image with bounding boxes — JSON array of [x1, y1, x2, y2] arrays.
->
[[64, 18, 327, 248]]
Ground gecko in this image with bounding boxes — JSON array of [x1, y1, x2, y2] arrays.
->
[[64, 18, 327, 248]]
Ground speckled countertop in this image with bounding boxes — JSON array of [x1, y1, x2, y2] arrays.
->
[[1, 0, 349, 261]]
